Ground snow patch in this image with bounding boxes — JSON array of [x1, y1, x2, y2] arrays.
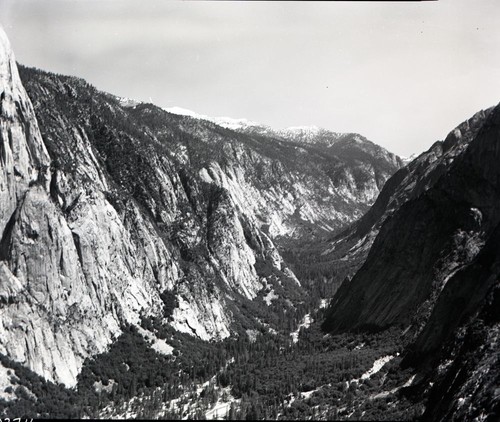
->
[[300, 387, 321, 400], [319, 298, 329, 309], [370, 374, 416, 400], [290, 314, 313, 343], [117, 96, 140, 108], [164, 106, 263, 132], [164, 106, 204, 118], [350, 354, 397, 387], [205, 387, 239, 420], [212, 116, 263, 131], [361, 355, 396, 380]]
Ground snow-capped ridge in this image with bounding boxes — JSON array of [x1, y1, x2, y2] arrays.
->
[[212, 116, 264, 130], [163, 106, 207, 119], [163, 106, 265, 131], [163, 106, 343, 144]]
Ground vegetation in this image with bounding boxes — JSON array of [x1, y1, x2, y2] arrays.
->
[[0, 304, 424, 420], [3, 65, 426, 420]]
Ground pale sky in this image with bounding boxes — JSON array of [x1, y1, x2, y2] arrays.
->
[[0, 0, 499, 156]]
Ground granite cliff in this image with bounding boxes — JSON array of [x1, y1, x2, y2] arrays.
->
[[322, 104, 500, 420]]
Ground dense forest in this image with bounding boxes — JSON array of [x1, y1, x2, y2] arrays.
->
[[0, 302, 424, 420]]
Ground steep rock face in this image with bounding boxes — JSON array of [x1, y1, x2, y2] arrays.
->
[[320, 105, 500, 420], [251, 126, 402, 210], [19, 68, 300, 312], [163, 107, 403, 238], [297, 108, 494, 314], [322, 104, 500, 334], [164, 108, 403, 204], [406, 107, 500, 356], [415, 265, 500, 421], [0, 30, 102, 386], [401, 111, 500, 420], [0, 29, 50, 232], [0, 29, 183, 386], [320, 108, 493, 269], [0, 32, 238, 386], [352, 107, 491, 241]]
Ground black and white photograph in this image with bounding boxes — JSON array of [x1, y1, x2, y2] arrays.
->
[[0, 0, 499, 420]]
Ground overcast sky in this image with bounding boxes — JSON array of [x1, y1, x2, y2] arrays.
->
[[0, 0, 499, 156]]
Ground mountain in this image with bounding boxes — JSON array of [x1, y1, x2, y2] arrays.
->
[[322, 105, 496, 333], [0, 26, 402, 390], [163, 106, 268, 133], [163, 106, 406, 297], [165, 106, 402, 201], [316, 106, 494, 289], [1, 25, 498, 420], [322, 103, 500, 420]]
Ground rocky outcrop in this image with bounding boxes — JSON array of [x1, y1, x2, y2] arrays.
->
[[322, 104, 499, 334], [0, 31, 230, 386], [163, 107, 403, 240], [321, 103, 500, 421], [401, 109, 500, 421], [319, 107, 493, 271], [0, 29, 50, 235]]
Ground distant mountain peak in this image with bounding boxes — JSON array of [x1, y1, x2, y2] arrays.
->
[[400, 153, 417, 164], [212, 116, 265, 131], [135, 104, 398, 159]]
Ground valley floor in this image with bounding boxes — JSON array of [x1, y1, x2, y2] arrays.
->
[[0, 304, 425, 420]]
